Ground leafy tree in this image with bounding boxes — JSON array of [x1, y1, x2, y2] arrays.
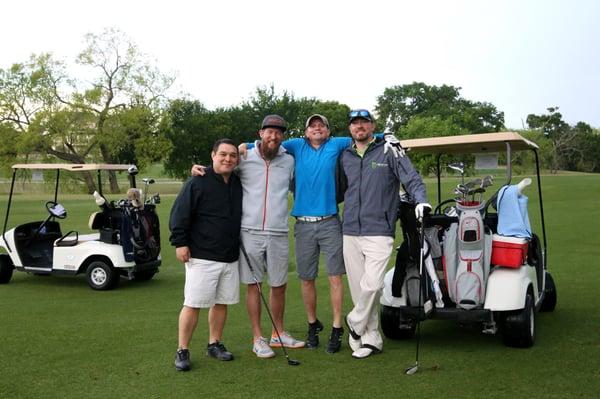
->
[[0, 28, 174, 193], [375, 82, 505, 134]]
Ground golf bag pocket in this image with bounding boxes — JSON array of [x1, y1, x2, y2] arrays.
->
[[406, 266, 422, 307], [455, 250, 484, 310]]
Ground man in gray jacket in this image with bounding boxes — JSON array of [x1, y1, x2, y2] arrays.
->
[[339, 109, 431, 359]]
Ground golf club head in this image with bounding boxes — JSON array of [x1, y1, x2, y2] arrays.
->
[[405, 364, 418, 375], [287, 359, 301, 366], [447, 162, 464, 174], [127, 165, 139, 176], [142, 178, 155, 185]]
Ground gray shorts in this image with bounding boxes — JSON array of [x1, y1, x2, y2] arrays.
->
[[183, 258, 240, 308], [294, 216, 345, 280], [239, 230, 289, 287]]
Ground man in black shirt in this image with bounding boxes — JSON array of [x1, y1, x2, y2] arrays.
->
[[169, 138, 243, 371]]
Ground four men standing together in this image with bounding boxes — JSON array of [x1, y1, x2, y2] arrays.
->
[[169, 110, 429, 370]]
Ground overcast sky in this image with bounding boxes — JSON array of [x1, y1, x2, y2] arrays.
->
[[2, 0, 599, 128]]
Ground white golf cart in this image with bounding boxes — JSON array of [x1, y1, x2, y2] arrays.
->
[[380, 132, 557, 348], [0, 164, 161, 290]]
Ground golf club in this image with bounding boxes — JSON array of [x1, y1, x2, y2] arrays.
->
[[142, 178, 155, 204], [448, 162, 465, 184], [405, 216, 427, 375], [239, 241, 300, 366]]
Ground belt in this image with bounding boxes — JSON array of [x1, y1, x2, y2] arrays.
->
[[295, 215, 336, 223]]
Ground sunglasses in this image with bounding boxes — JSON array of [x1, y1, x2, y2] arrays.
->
[[349, 109, 372, 119]]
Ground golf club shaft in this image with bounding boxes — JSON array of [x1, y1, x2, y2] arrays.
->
[[239, 241, 298, 365]]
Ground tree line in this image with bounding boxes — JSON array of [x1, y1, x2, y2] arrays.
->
[[1, 29, 598, 193]]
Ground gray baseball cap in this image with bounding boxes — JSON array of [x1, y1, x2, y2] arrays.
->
[[261, 114, 287, 132]]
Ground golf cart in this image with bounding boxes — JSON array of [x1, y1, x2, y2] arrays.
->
[[380, 132, 557, 348], [0, 164, 161, 290]]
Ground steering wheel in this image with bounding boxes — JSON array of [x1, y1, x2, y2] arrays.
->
[[45, 201, 67, 219], [434, 198, 457, 215]]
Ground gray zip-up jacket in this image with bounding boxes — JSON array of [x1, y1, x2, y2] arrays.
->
[[237, 141, 294, 233], [340, 140, 427, 237]]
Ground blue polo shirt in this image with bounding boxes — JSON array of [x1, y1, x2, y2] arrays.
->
[[284, 137, 351, 217]]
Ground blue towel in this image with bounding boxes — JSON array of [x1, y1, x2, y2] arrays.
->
[[496, 185, 531, 239]]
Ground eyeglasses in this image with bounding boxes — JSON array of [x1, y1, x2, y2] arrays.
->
[[348, 109, 372, 119]]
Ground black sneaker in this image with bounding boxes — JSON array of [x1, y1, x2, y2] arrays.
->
[[306, 319, 324, 349], [175, 349, 191, 371], [326, 327, 344, 354], [207, 341, 234, 361]]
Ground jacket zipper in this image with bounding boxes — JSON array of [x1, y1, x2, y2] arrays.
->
[[262, 160, 270, 230]]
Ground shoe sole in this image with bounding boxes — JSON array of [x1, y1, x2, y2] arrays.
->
[[253, 351, 276, 358], [345, 316, 361, 340], [269, 342, 305, 349]]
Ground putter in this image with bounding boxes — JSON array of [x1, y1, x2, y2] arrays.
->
[[405, 216, 427, 375], [239, 241, 300, 366]]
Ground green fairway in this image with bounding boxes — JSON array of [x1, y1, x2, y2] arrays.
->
[[0, 174, 598, 398]]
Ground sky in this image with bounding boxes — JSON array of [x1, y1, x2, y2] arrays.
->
[[2, 0, 599, 129]]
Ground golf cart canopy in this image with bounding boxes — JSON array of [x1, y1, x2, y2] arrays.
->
[[11, 164, 134, 171], [400, 132, 538, 154]]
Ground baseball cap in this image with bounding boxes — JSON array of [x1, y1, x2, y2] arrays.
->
[[305, 114, 330, 129], [261, 114, 287, 132], [348, 109, 374, 124]]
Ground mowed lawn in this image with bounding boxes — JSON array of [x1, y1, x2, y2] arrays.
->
[[0, 174, 598, 398]]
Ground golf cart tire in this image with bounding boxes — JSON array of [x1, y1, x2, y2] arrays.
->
[[540, 272, 557, 312], [501, 291, 535, 348], [133, 270, 156, 281], [86, 260, 119, 291], [380, 305, 416, 340], [0, 254, 14, 284]]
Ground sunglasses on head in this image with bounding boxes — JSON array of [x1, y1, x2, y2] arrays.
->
[[349, 109, 371, 119]]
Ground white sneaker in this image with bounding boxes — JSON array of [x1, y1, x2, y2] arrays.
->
[[253, 337, 276, 358], [270, 332, 305, 348], [349, 335, 362, 352], [352, 345, 382, 359]]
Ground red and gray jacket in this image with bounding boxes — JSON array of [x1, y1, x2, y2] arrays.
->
[[339, 140, 427, 237], [237, 141, 294, 233]]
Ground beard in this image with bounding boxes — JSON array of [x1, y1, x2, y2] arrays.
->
[[260, 141, 280, 160]]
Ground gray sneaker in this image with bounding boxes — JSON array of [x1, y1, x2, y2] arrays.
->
[[175, 349, 190, 371], [207, 341, 234, 361], [253, 336, 276, 358]]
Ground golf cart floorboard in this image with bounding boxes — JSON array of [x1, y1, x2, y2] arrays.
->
[[400, 306, 493, 323]]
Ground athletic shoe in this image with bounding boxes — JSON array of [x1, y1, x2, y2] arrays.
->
[[306, 319, 324, 349], [207, 341, 234, 361], [270, 332, 305, 348], [253, 336, 276, 358], [352, 344, 382, 359], [175, 348, 191, 371], [326, 327, 343, 354], [348, 335, 361, 352]]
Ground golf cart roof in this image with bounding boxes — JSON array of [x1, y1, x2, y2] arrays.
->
[[401, 132, 538, 154], [11, 163, 134, 172]]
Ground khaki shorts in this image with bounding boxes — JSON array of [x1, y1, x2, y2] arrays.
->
[[183, 258, 240, 308], [239, 230, 289, 287]]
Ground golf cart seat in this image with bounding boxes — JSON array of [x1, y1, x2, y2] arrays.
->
[[55, 231, 79, 247], [89, 212, 105, 230]]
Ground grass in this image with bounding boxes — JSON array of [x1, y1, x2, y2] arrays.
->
[[0, 174, 599, 398]]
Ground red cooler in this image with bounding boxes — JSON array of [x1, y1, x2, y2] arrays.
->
[[491, 234, 529, 268]]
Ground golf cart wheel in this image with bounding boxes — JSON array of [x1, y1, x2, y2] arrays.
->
[[0, 254, 14, 284], [86, 260, 119, 291], [501, 291, 535, 348], [540, 272, 557, 312], [380, 305, 416, 340], [133, 270, 156, 281]]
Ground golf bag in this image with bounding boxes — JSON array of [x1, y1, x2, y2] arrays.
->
[[120, 203, 161, 263], [443, 202, 492, 310]]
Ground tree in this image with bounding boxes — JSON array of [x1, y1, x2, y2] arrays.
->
[[0, 28, 174, 193], [375, 82, 505, 134], [526, 107, 589, 173]]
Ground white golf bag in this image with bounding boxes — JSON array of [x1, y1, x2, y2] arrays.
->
[[443, 202, 492, 310]]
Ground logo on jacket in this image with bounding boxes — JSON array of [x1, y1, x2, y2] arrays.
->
[[371, 161, 388, 169]]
